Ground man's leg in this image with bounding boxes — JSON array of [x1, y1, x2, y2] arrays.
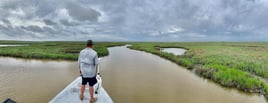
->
[[89, 77, 97, 102], [89, 86, 95, 101], [80, 85, 85, 100]]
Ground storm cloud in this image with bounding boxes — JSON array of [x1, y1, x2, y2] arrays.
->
[[0, 0, 268, 41]]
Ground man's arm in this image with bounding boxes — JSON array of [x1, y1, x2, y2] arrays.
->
[[94, 53, 99, 65], [78, 52, 82, 75], [94, 54, 99, 74]]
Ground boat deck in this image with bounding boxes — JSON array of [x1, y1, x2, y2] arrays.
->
[[49, 77, 113, 103]]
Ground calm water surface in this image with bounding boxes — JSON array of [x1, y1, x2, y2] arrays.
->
[[0, 57, 78, 103], [0, 45, 26, 47], [0, 46, 266, 103], [161, 48, 186, 55]]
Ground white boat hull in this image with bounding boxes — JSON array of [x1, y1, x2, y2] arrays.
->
[[49, 77, 113, 103]]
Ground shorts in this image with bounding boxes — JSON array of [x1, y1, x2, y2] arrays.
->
[[82, 76, 97, 86]]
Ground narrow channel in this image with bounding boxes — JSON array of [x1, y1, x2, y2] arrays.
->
[[100, 46, 266, 103]]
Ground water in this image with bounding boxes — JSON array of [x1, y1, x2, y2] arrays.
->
[[161, 48, 186, 55], [0, 57, 79, 103], [0, 46, 266, 103], [0, 45, 26, 47]]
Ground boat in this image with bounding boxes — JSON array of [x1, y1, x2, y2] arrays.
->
[[2, 98, 16, 103], [49, 58, 113, 103]]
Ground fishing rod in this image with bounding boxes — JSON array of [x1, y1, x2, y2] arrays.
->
[[95, 58, 102, 94]]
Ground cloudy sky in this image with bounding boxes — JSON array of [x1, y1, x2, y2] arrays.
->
[[0, 0, 267, 41]]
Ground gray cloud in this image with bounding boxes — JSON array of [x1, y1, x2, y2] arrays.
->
[[43, 19, 57, 26], [0, 0, 268, 41], [21, 26, 44, 32], [65, 2, 101, 22], [60, 20, 76, 26]]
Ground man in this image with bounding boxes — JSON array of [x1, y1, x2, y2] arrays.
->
[[78, 40, 98, 103]]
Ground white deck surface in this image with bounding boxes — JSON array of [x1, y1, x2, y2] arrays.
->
[[49, 77, 113, 103]]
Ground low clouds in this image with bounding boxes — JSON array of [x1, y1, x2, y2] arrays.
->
[[0, 0, 267, 41]]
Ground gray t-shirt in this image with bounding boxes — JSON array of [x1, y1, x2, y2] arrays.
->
[[78, 48, 99, 78]]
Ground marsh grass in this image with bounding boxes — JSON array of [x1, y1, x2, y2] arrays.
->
[[0, 41, 124, 60]]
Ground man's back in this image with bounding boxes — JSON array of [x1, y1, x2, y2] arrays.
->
[[78, 48, 98, 78]]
